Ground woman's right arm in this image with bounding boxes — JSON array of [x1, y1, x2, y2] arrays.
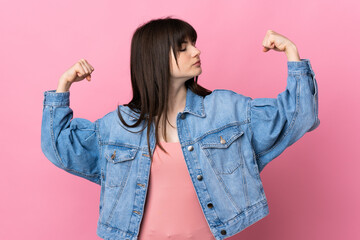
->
[[56, 58, 93, 92], [41, 59, 102, 185], [56, 78, 73, 93]]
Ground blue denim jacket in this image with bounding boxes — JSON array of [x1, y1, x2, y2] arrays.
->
[[41, 59, 319, 240]]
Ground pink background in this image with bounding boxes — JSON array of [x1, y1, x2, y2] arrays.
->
[[1, 0, 359, 239]]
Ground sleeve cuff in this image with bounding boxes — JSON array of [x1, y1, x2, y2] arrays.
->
[[43, 90, 70, 106], [288, 58, 314, 74]]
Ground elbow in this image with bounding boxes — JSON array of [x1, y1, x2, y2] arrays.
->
[[307, 117, 320, 132], [304, 104, 320, 132], [298, 103, 320, 133], [308, 95, 320, 132], [304, 90, 320, 132]]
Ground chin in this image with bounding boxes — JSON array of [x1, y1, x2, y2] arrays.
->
[[191, 73, 202, 78]]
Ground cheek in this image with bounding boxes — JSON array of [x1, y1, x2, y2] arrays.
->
[[172, 54, 191, 73], [175, 60, 185, 72], [170, 61, 182, 76], [180, 58, 192, 69]]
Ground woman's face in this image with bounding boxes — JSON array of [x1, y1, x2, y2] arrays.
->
[[169, 38, 202, 83]]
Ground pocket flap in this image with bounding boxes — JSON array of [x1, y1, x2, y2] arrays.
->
[[105, 146, 138, 163], [199, 126, 244, 149]]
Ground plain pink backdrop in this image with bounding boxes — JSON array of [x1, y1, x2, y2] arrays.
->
[[1, 0, 359, 239]]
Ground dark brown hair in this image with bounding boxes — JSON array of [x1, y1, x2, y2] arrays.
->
[[116, 16, 212, 161]]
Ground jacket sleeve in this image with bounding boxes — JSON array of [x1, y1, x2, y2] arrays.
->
[[247, 59, 320, 173], [41, 90, 101, 185]]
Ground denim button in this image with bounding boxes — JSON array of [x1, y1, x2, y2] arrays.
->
[[197, 175, 203, 181], [180, 113, 186, 119], [221, 230, 227, 235], [111, 150, 116, 159], [187, 145, 194, 151], [207, 203, 213, 208]]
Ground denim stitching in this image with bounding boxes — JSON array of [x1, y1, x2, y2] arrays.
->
[[96, 119, 104, 178], [48, 106, 100, 180], [182, 116, 225, 226], [195, 122, 243, 143], [254, 73, 301, 159], [84, 131, 96, 141], [238, 139, 250, 207], [211, 165, 243, 214], [200, 131, 244, 149], [105, 160, 133, 224]]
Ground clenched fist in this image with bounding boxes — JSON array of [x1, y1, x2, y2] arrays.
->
[[59, 58, 95, 83], [262, 30, 300, 61], [56, 59, 95, 92], [262, 30, 295, 52]]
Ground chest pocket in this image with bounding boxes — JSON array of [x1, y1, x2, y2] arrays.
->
[[104, 145, 139, 188], [199, 125, 244, 174]]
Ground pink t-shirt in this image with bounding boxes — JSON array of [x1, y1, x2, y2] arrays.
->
[[138, 141, 215, 240]]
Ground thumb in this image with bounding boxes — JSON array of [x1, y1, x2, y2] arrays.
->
[[263, 46, 270, 52]]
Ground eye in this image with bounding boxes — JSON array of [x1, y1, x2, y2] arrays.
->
[[178, 39, 196, 52], [179, 43, 187, 51]]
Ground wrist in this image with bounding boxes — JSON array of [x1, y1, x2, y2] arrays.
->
[[285, 44, 300, 61], [56, 78, 72, 93]]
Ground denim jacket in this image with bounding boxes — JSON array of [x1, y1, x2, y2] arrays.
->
[[41, 59, 319, 240]]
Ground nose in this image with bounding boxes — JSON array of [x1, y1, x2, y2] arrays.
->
[[192, 46, 201, 57]]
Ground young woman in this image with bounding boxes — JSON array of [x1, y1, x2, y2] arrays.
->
[[41, 17, 319, 240]]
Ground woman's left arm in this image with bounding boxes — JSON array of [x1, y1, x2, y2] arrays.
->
[[245, 30, 320, 172]]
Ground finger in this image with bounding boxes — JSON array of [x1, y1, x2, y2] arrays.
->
[[82, 59, 92, 74], [76, 61, 86, 77], [262, 39, 272, 51], [79, 62, 91, 82], [262, 43, 268, 51], [266, 39, 273, 49], [84, 59, 94, 72], [79, 60, 90, 75]]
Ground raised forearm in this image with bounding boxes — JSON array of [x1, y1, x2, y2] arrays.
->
[[285, 44, 301, 62], [56, 78, 72, 93]]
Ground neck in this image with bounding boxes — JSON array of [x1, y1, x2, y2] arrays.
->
[[167, 83, 187, 114], [153, 83, 187, 126]]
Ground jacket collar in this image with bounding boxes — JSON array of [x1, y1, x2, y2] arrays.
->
[[182, 87, 206, 117], [127, 87, 206, 121]]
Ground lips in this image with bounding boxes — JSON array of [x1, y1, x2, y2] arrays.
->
[[193, 60, 201, 65]]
